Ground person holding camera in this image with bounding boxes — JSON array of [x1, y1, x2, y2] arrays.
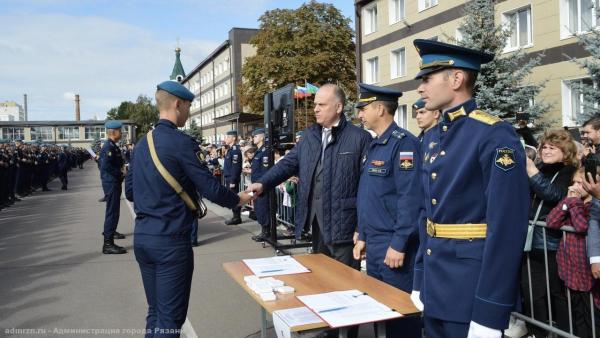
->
[[523, 129, 578, 338], [515, 112, 538, 148]]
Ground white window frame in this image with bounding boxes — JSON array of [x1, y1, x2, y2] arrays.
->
[[561, 77, 596, 126], [365, 57, 379, 84], [390, 47, 406, 79], [363, 3, 378, 35], [418, 0, 438, 12], [560, 0, 598, 38], [502, 6, 533, 52], [395, 105, 408, 129], [389, 0, 405, 25], [456, 26, 466, 42]]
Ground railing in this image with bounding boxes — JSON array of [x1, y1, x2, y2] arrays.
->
[[515, 221, 599, 338]]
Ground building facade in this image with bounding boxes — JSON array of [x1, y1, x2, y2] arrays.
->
[[0, 101, 25, 121], [180, 28, 261, 144], [0, 120, 135, 148], [355, 0, 594, 134]]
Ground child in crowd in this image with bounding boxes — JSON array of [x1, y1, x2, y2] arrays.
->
[[546, 167, 600, 338]]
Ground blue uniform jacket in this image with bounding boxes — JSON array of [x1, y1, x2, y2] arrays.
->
[[224, 145, 242, 184], [128, 119, 239, 236], [251, 146, 269, 182], [99, 139, 123, 184], [357, 123, 423, 252], [415, 99, 529, 330], [257, 115, 372, 244], [57, 152, 69, 172]]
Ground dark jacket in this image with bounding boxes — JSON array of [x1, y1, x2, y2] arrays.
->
[[529, 162, 577, 250], [258, 115, 372, 245]]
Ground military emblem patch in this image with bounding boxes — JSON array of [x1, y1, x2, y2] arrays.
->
[[262, 156, 269, 167], [108, 151, 112, 157], [495, 147, 516, 171], [399, 152, 414, 170], [196, 151, 205, 162], [428, 142, 437, 150], [368, 167, 388, 175], [371, 160, 385, 167]]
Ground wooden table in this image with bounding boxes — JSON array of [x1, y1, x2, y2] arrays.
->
[[223, 254, 420, 338]]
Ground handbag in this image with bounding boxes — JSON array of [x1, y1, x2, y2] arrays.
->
[[524, 171, 559, 252]]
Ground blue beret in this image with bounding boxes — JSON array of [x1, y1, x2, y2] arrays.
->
[[157, 80, 195, 101], [413, 39, 494, 79], [105, 120, 122, 129], [226, 130, 238, 136], [252, 128, 265, 136], [356, 83, 402, 109], [413, 98, 426, 110]]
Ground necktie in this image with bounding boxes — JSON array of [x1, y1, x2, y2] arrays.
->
[[321, 128, 331, 161]]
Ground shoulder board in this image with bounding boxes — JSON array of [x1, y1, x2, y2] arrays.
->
[[391, 130, 406, 139], [468, 110, 502, 125]]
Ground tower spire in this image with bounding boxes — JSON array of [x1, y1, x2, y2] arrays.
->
[[170, 42, 185, 82]]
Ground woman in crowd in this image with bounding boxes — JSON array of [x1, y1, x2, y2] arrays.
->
[[522, 129, 579, 338]]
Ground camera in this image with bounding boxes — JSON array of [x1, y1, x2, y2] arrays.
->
[[583, 153, 600, 183]]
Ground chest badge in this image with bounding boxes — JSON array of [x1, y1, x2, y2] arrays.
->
[[108, 151, 112, 157], [428, 142, 437, 150], [362, 154, 367, 164], [196, 151, 205, 162], [495, 147, 516, 171], [371, 160, 385, 167], [399, 152, 414, 170]]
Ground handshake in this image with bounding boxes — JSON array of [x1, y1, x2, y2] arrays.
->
[[236, 183, 264, 207]]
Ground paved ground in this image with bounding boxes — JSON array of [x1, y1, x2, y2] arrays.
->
[[0, 164, 373, 338]]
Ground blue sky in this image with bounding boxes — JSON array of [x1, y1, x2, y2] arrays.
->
[[0, 0, 355, 121]]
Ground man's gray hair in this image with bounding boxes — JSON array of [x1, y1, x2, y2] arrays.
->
[[320, 83, 346, 106]]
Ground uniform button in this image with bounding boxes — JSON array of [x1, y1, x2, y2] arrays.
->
[[431, 172, 437, 180], [442, 126, 448, 132], [431, 198, 437, 205], [426, 249, 432, 256], [440, 150, 446, 156]]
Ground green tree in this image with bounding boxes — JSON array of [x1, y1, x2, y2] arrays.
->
[[106, 95, 158, 139], [571, 8, 600, 123], [240, 1, 356, 115], [457, 0, 550, 122], [184, 118, 202, 141]]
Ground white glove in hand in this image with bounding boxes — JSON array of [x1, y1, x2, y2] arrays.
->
[[467, 321, 501, 338], [410, 291, 424, 311]]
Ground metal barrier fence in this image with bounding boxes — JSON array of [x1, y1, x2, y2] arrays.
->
[[514, 221, 599, 338]]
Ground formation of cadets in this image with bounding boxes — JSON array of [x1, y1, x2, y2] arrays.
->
[[0, 141, 90, 209]]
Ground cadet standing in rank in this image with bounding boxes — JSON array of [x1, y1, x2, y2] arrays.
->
[[410, 39, 529, 338]]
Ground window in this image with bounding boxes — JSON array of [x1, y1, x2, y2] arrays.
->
[[562, 78, 595, 126], [395, 105, 408, 129], [365, 57, 379, 84], [418, 0, 438, 12], [390, 48, 406, 79], [58, 127, 79, 140], [364, 4, 378, 35], [30, 127, 53, 141], [456, 26, 466, 42], [389, 0, 405, 24], [503, 6, 532, 50], [1, 127, 24, 141], [561, 0, 597, 37]]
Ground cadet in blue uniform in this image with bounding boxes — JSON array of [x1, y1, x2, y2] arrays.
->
[[250, 128, 270, 241], [100, 121, 126, 254], [57, 146, 69, 190], [410, 39, 529, 338], [127, 81, 251, 337], [413, 98, 440, 142], [223, 130, 243, 225], [354, 84, 422, 338]]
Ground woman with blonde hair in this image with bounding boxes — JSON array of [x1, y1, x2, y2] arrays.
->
[[521, 129, 579, 337]]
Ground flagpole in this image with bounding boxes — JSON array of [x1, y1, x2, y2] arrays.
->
[[304, 79, 308, 129]]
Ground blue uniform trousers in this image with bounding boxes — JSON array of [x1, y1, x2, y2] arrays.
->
[[190, 219, 198, 245], [226, 180, 241, 219], [134, 234, 194, 338], [423, 316, 469, 338], [366, 238, 421, 338], [102, 181, 121, 239], [254, 194, 269, 231]]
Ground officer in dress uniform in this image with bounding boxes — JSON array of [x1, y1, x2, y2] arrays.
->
[[250, 128, 270, 241], [126, 80, 251, 337], [100, 120, 126, 254], [223, 130, 243, 225], [413, 98, 441, 142], [353, 83, 423, 338], [410, 39, 529, 338]]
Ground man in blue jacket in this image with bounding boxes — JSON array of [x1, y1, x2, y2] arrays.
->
[[411, 39, 529, 338], [247, 83, 371, 266]]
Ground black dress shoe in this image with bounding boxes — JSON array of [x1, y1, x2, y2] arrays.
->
[[191, 241, 199, 247], [102, 238, 127, 254], [61, 186, 67, 190], [98, 197, 106, 202], [113, 231, 125, 239], [225, 218, 242, 225], [42, 188, 51, 191], [251, 232, 271, 242]]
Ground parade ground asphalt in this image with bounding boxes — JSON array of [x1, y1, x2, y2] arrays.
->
[[0, 164, 374, 338]]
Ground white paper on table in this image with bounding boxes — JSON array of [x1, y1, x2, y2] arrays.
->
[[86, 148, 97, 157], [273, 307, 323, 338], [297, 289, 402, 328], [242, 256, 310, 277]]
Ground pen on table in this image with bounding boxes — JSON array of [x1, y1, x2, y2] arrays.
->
[[261, 269, 284, 273], [319, 306, 348, 313]]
